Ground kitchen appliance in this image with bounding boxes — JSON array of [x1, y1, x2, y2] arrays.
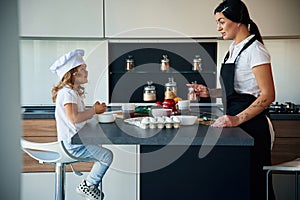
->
[[268, 102, 300, 114]]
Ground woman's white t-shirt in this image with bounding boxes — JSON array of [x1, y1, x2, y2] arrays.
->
[[225, 35, 271, 97], [55, 86, 86, 149]]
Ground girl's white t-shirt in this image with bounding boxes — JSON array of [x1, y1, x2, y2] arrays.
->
[[55, 86, 86, 149], [225, 35, 271, 97]]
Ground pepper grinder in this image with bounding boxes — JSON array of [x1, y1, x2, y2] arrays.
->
[[161, 55, 170, 71], [126, 55, 134, 71], [193, 55, 202, 71]]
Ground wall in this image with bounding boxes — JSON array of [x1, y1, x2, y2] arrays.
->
[[20, 38, 300, 105], [217, 39, 300, 104], [20, 39, 109, 106]]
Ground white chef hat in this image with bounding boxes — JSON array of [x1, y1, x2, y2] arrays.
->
[[49, 49, 85, 79]]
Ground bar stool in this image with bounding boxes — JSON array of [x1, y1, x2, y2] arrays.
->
[[264, 158, 300, 200], [20, 138, 99, 200]]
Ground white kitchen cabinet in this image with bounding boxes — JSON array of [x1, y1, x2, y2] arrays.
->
[[105, 0, 299, 38], [19, 0, 103, 37], [21, 145, 139, 200], [105, 0, 220, 38], [102, 145, 140, 200]]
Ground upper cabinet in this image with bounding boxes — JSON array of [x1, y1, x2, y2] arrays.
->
[[19, 0, 299, 38], [105, 0, 220, 38], [19, 0, 103, 37], [243, 0, 300, 37]]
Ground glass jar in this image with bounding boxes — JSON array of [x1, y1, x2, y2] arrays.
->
[[161, 55, 170, 71], [187, 86, 197, 101], [164, 77, 177, 99], [126, 55, 134, 71], [193, 55, 202, 71], [143, 81, 156, 102]]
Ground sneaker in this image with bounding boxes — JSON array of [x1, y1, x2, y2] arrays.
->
[[76, 180, 104, 200]]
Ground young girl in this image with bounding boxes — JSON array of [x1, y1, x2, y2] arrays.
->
[[188, 1, 276, 199], [50, 49, 113, 200]]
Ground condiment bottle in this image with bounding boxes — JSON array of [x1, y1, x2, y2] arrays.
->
[[143, 81, 156, 102], [187, 86, 198, 101], [193, 55, 202, 71], [126, 55, 134, 71], [187, 81, 198, 101], [164, 77, 177, 99], [161, 55, 170, 71]]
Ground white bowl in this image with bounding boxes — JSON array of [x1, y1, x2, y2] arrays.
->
[[98, 113, 116, 123], [176, 115, 197, 125], [151, 108, 172, 117]]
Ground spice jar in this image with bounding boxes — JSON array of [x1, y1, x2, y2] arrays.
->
[[187, 81, 198, 101], [143, 81, 156, 102], [187, 86, 198, 101], [164, 77, 177, 99], [161, 55, 170, 71], [126, 55, 134, 71], [193, 55, 202, 71]]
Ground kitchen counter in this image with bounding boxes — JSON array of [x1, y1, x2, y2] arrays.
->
[[72, 118, 253, 146], [269, 113, 300, 120], [72, 115, 253, 200], [22, 106, 55, 119], [22, 105, 300, 120]]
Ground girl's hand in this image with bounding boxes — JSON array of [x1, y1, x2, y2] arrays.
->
[[211, 115, 241, 128], [94, 101, 107, 114], [186, 84, 210, 98]]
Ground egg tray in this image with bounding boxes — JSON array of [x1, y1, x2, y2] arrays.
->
[[124, 116, 181, 129]]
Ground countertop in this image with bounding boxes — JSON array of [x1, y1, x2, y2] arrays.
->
[[22, 105, 300, 120], [71, 118, 254, 146]]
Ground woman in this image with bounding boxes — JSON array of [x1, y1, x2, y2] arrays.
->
[[50, 49, 112, 200], [188, 1, 276, 199]]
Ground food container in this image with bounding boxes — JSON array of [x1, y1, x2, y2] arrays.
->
[[98, 113, 116, 123], [143, 81, 156, 102], [164, 77, 177, 99], [175, 115, 197, 125], [122, 103, 135, 119], [151, 108, 172, 117], [161, 55, 170, 71], [126, 55, 134, 71], [187, 86, 197, 101], [193, 55, 202, 71]]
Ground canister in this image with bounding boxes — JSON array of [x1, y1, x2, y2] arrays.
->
[[161, 55, 170, 71], [164, 77, 177, 99], [143, 81, 156, 101]]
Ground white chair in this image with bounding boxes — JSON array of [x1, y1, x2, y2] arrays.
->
[[264, 158, 300, 200], [21, 138, 96, 200]]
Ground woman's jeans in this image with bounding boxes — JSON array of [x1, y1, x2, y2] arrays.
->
[[68, 145, 113, 186]]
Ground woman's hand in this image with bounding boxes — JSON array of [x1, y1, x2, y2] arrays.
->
[[186, 84, 210, 98], [94, 101, 107, 114], [211, 115, 241, 128]]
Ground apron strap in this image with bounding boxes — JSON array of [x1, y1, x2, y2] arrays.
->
[[223, 36, 257, 63]]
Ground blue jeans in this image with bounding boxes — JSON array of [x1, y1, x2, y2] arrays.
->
[[68, 145, 113, 186]]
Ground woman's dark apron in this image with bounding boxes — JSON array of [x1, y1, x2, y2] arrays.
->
[[220, 36, 275, 200]]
